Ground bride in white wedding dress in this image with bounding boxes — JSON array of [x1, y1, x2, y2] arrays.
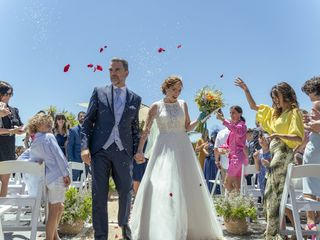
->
[[131, 76, 224, 240]]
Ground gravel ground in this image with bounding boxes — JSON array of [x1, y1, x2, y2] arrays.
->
[[3, 193, 266, 240]]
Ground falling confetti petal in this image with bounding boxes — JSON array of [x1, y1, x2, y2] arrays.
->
[[93, 67, 97, 72], [158, 47, 165, 53], [200, 183, 202, 186], [104, 45, 107, 48], [99, 47, 104, 53], [87, 64, 94, 68], [63, 64, 70, 72], [220, 74, 224, 78], [169, 192, 173, 197], [177, 44, 182, 48], [96, 65, 103, 71]]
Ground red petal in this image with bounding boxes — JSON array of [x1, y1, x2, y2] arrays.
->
[[220, 74, 224, 78], [63, 64, 70, 72], [87, 64, 94, 68], [93, 67, 97, 72], [100, 48, 104, 53], [169, 192, 173, 197], [96, 65, 103, 71], [158, 48, 165, 53], [177, 44, 182, 48]]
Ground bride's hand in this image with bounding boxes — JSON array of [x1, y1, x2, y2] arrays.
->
[[134, 152, 145, 163], [215, 111, 224, 122]]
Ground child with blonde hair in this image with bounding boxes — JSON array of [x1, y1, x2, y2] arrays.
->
[[27, 113, 70, 240]]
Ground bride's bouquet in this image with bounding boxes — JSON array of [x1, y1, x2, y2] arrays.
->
[[194, 86, 225, 134]]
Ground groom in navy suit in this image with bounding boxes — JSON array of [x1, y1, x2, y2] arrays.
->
[[81, 58, 141, 240]]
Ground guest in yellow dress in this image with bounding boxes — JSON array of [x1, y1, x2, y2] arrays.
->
[[195, 130, 209, 169], [235, 78, 304, 240]]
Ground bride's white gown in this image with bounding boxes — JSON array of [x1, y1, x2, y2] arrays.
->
[[130, 100, 224, 240]]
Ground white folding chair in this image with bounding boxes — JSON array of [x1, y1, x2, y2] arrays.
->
[[240, 164, 262, 198], [279, 163, 320, 239], [209, 169, 224, 196], [68, 162, 88, 192], [0, 160, 45, 240]]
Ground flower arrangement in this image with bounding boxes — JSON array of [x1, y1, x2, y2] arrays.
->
[[214, 191, 256, 234], [194, 86, 225, 133], [60, 187, 92, 225]]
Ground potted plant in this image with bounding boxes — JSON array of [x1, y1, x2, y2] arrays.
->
[[59, 187, 92, 235], [214, 191, 257, 235]]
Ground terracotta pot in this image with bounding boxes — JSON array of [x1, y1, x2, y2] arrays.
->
[[59, 219, 84, 235], [224, 218, 248, 235]]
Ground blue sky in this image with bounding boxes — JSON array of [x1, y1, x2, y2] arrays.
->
[[1, 0, 320, 144]]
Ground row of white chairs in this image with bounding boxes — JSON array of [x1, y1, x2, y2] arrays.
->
[[210, 163, 320, 239], [0, 160, 90, 240]]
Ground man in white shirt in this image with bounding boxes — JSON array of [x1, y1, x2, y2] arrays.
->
[[214, 128, 230, 191]]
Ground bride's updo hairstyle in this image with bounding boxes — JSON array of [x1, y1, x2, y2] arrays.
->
[[161, 75, 183, 95]]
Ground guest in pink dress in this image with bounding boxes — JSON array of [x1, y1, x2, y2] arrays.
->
[[216, 105, 248, 192]]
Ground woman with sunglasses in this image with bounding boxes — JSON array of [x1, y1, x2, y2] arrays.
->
[[0, 81, 24, 197], [53, 113, 69, 156]]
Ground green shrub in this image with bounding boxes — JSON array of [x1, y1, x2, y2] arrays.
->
[[214, 191, 257, 221], [60, 187, 92, 225]]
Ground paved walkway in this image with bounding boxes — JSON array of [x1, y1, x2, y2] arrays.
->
[[3, 195, 267, 240]]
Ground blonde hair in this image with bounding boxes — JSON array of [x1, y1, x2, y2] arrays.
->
[[161, 75, 183, 95], [27, 113, 53, 134]]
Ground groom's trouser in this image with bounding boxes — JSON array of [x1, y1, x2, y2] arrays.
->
[[91, 143, 133, 240]]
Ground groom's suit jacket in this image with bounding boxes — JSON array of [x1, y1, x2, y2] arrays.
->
[[81, 85, 141, 157]]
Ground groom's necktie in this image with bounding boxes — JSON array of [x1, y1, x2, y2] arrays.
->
[[114, 88, 123, 110]]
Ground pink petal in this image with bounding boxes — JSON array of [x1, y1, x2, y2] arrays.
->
[[87, 64, 94, 68], [100, 48, 104, 53], [63, 64, 70, 72], [177, 44, 182, 48], [96, 65, 103, 71], [158, 47, 165, 53]]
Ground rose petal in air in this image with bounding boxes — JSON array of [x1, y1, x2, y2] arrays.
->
[[99, 48, 104, 53], [158, 48, 165, 53], [87, 64, 94, 68], [63, 64, 70, 72], [104, 45, 107, 48], [177, 44, 182, 48], [220, 74, 224, 78], [96, 65, 103, 71], [93, 67, 97, 72], [169, 192, 173, 197]]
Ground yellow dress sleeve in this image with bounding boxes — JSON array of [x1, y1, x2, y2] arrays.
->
[[255, 104, 274, 134], [282, 108, 304, 149]]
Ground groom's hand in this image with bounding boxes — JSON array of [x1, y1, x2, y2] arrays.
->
[[81, 149, 91, 166]]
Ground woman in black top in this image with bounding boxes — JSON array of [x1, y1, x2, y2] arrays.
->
[[0, 81, 24, 197]]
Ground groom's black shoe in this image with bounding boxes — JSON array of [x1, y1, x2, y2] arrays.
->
[[121, 224, 132, 240]]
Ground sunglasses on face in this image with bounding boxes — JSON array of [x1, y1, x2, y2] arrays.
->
[[4, 91, 13, 96]]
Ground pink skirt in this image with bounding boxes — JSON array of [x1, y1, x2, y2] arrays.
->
[[227, 151, 248, 177]]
